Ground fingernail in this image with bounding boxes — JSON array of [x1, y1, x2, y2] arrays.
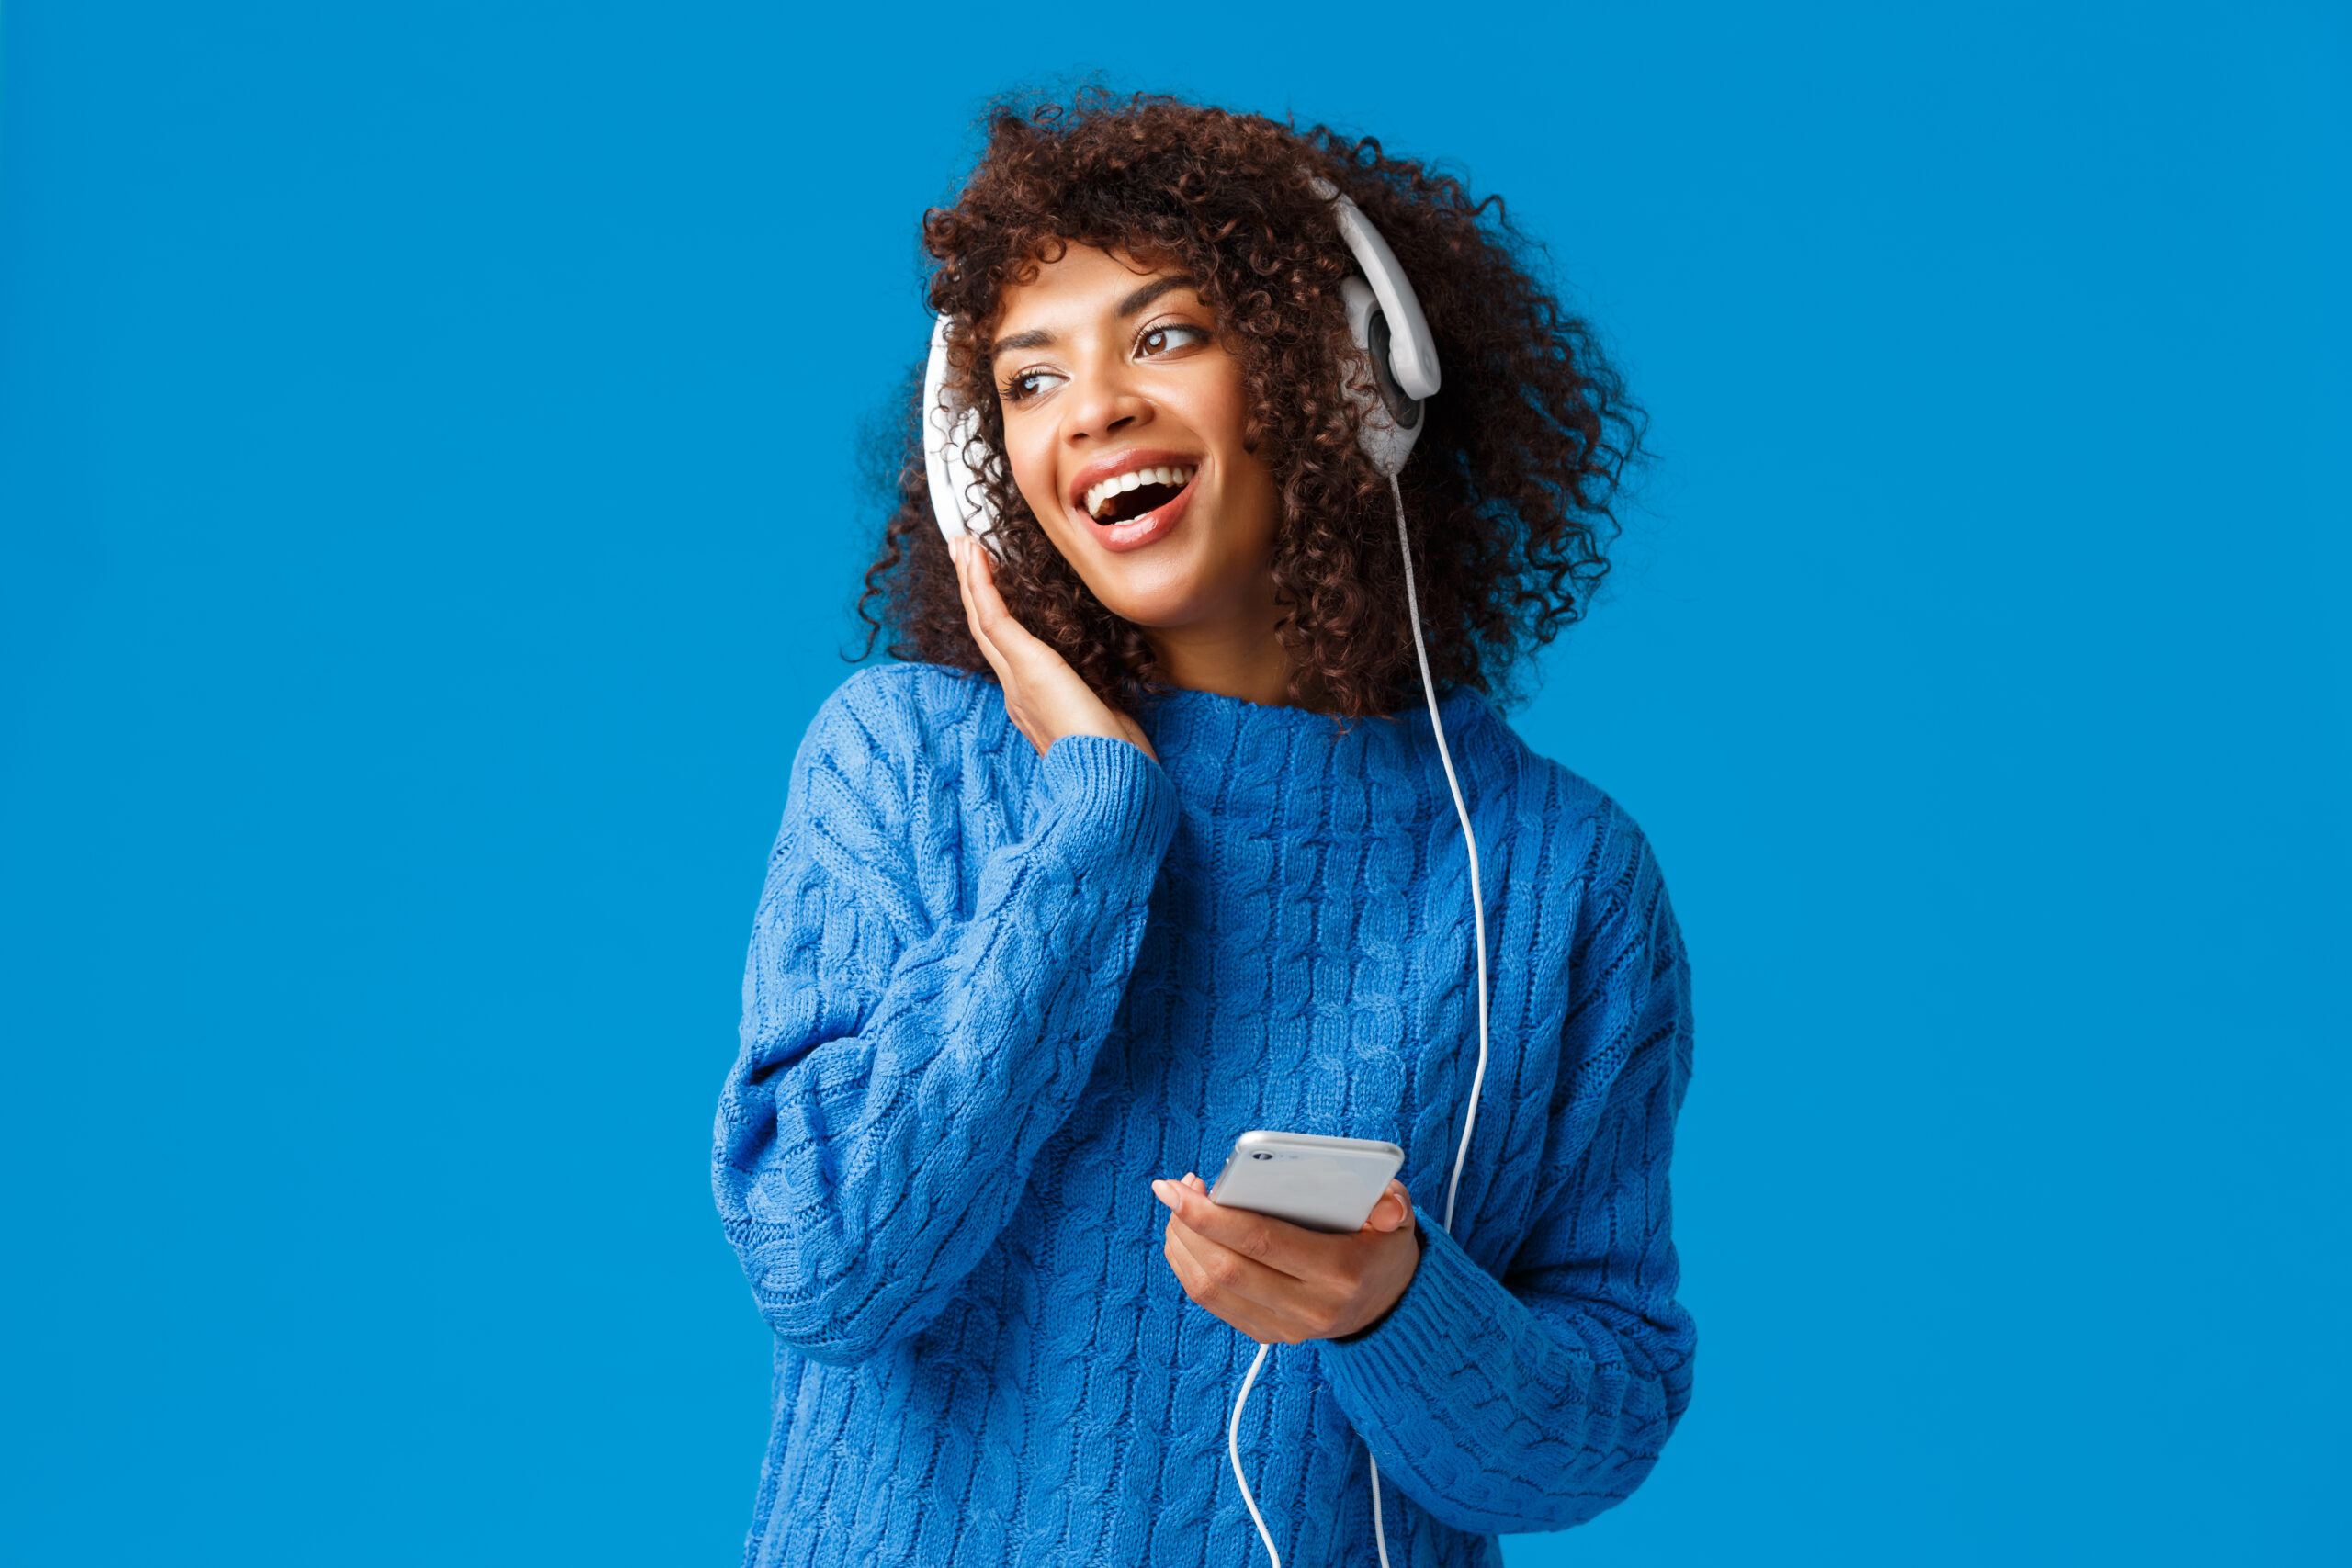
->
[[1151, 1179, 1175, 1205]]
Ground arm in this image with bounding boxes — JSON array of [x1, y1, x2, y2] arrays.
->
[[1317, 820, 1697, 1533], [712, 673, 1176, 1365]]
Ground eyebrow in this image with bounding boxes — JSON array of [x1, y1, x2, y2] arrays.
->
[[990, 274, 1201, 356], [1116, 274, 1198, 318]]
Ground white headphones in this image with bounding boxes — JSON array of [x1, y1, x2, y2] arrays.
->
[[920, 180, 1479, 1568], [919, 177, 1442, 555]]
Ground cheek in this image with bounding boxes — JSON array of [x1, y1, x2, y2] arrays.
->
[[1204, 451, 1282, 573], [1002, 423, 1060, 525], [1187, 374, 1277, 543], [1228, 454, 1281, 541]]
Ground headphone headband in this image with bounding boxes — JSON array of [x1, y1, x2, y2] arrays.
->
[[1308, 177, 1441, 401]]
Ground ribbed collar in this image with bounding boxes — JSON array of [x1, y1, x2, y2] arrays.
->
[[1136, 683, 1504, 824]]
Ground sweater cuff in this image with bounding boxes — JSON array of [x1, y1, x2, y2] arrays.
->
[[1330, 1222, 1429, 1344], [1035, 734, 1176, 861], [1319, 1208, 1510, 1396]]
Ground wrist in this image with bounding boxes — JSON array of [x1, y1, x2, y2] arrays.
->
[[1330, 1220, 1427, 1345]]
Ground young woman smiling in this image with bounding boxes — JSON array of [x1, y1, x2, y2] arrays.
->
[[713, 93, 1696, 1568]]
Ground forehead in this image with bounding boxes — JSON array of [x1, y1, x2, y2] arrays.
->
[[992, 243, 1195, 330]]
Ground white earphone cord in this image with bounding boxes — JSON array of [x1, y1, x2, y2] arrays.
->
[[1228, 471, 1491, 1568]]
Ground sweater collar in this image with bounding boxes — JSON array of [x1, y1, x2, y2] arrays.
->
[[1136, 682, 1502, 805]]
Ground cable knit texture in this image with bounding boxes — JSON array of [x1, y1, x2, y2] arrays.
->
[[713, 662, 1695, 1568]]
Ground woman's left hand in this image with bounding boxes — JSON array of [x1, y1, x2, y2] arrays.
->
[[1152, 1173, 1420, 1344], [950, 536, 1158, 763]]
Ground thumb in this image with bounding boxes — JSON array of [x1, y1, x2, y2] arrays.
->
[[1366, 1180, 1411, 1233]]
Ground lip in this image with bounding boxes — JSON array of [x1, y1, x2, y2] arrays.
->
[[1065, 447, 1203, 557], [1065, 447, 1201, 518], [1091, 479, 1194, 553]]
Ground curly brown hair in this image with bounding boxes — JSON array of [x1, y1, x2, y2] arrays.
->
[[854, 89, 1645, 719]]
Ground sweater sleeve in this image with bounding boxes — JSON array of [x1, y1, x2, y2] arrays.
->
[[1317, 816, 1697, 1533], [712, 675, 1178, 1366]]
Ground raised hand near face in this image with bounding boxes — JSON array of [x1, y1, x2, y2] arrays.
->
[[951, 536, 1159, 764]]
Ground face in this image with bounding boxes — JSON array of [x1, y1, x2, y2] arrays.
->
[[988, 244, 1283, 634]]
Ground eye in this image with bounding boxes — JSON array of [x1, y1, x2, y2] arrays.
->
[[999, 367, 1068, 406], [1137, 321, 1211, 359]]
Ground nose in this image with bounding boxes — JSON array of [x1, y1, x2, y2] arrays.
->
[[1060, 359, 1153, 447]]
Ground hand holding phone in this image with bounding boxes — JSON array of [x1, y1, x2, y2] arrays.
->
[[1153, 1134, 1419, 1345]]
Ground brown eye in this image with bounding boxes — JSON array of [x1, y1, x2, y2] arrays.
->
[[1138, 323, 1209, 359], [1001, 368, 1068, 405]]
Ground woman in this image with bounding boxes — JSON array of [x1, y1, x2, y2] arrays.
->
[[713, 92, 1694, 1568]]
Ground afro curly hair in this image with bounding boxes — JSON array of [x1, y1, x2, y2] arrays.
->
[[854, 89, 1646, 720]]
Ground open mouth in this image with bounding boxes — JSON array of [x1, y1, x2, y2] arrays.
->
[[1082, 463, 1195, 526]]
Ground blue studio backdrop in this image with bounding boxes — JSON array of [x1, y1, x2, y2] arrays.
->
[[2, 3, 2345, 1563]]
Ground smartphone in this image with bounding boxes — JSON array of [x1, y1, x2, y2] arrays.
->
[[1206, 1130, 1406, 1234]]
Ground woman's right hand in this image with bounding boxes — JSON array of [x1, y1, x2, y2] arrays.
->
[[951, 536, 1159, 764]]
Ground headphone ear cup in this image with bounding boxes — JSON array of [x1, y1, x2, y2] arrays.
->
[[922, 314, 1005, 558], [1340, 276, 1425, 477]]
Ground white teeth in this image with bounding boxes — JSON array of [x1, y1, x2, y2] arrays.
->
[[1083, 464, 1196, 519]]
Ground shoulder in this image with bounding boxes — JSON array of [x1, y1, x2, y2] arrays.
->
[[1449, 695, 1685, 1006], [799, 660, 1000, 756], [761, 664, 1012, 901], [792, 662, 1007, 791], [1458, 704, 1693, 1111], [1451, 692, 1672, 907], [768, 664, 1018, 860]]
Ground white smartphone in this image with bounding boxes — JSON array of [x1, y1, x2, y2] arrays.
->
[[1206, 1130, 1406, 1234]]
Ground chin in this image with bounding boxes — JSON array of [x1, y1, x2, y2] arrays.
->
[[1081, 547, 1230, 629], [1091, 584, 1198, 632]]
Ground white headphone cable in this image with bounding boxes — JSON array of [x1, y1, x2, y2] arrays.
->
[[1390, 468, 1493, 1243], [1229, 1340, 1283, 1566], [1227, 471, 1491, 1568]]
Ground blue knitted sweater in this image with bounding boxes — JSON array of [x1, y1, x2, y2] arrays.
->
[[713, 662, 1695, 1568]]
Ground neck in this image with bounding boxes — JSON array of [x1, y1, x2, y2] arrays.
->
[[1144, 623, 1296, 708], [1141, 581, 1312, 708]]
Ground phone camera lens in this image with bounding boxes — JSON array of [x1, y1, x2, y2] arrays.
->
[[1251, 1151, 1274, 1161]]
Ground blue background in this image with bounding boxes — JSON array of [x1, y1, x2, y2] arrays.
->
[[4, 2, 2345, 1562]]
